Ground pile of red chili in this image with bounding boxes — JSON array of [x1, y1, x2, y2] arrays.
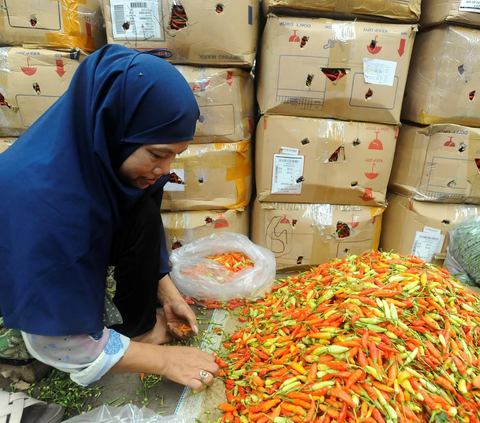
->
[[214, 251, 480, 423]]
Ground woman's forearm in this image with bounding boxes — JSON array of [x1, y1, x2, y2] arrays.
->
[[157, 274, 182, 303]]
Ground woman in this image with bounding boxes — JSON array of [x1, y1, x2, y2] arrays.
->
[[0, 44, 219, 395]]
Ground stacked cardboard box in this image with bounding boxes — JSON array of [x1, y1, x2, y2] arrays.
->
[[253, 6, 418, 269], [382, 2, 480, 265], [0, 1, 108, 136], [0, 137, 15, 153], [102, 0, 260, 67], [160, 66, 256, 251]]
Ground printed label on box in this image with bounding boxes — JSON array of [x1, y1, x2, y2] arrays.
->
[[271, 154, 305, 195], [165, 169, 185, 192], [363, 59, 397, 87], [280, 147, 299, 155], [411, 231, 445, 263], [423, 226, 442, 234], [110, 0, 161, 39], [459, 0, 480, 13]]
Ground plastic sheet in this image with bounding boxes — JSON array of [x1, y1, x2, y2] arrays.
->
[[63, 405, 190, 423], [170, 232, 276, 301]]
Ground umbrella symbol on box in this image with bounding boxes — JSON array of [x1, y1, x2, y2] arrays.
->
[[444, 136, 455, 147], [280, 214, 290, 224], [367, 35, 382, 55], [214, 214, 229, 229], [359, 188, 376, 202], [348, 214, 359, 229], [21, 57, 37, 76], [365, 163, 380, 180], [369, 132, 383, 150], [289, 30, 301, 42]]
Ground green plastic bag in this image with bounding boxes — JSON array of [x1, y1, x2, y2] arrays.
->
[[446, 216, 480, 287]]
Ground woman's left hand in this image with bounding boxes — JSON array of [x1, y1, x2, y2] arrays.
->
[[158, 274, 199, 341], [162, 298, 199, 340]]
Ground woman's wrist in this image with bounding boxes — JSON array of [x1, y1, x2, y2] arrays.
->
[[157, 274, 182, 304]]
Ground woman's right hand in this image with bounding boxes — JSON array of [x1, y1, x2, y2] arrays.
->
[[157, 346, 220, 391]]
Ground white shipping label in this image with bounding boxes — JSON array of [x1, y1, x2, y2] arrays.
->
[[165, 169, 185, 192], [459, 0, 480, 13], [110, 0, 161, 39], [411, 231, 445, 263], [271, 154, 305, 195], [363, 59, 397, 86]]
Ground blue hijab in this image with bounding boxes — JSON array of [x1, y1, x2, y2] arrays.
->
[[0, 45, 199, 336]]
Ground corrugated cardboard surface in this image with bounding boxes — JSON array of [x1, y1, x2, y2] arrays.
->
[[0, 0, 105, 52], [263, 0, 421, 22], [389, 123, 480, 204], [402, 26, 480, 127], [174, 66, 255, 143], [380, 193, 479, 266], [162, 208, 249, 252], [251, 200, 384, 270], [421, 0, 480, 28], [0, 47, 86, 137], [257, 16, 416, 125], [103, 0, 259, 67], [0, 137, 15, 153], [161, 141, 252, 211], [255, 115, 398, 207]]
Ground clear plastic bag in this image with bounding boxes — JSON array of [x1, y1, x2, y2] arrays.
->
[[446, 216, 480, 286], [63, 404, 190, 422], [169, 233, 276, 301]]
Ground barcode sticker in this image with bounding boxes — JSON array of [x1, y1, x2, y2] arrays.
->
[[271, 154, 305, 195], [110, 0, 161, 39], [363, 58, 397, 86], [459, 0, 480, 13]]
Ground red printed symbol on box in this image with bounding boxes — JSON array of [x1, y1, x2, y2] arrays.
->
[[214, 214, 229, 229], [348, 214, 359, 229], [289, 30, 301, 42], [226, 71, 233, 86], [56, 60, 66, 77], [367, 35, 382, 55], [359, 188, 375, 202], [21, 57, 37, 76], [369, 132, 383, 150], [444, 137, 456, 147], [365, 163, 379, 180], [398, 39, 406, 57]]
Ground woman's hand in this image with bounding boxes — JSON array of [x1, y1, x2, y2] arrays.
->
[[158, 274, 198, 340], [162, 299, 198, 340], [111, 342, 220, 392], [158, 346, 220, 391]]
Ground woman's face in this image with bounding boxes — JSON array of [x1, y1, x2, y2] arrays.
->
[[118, 141, 190, 189]]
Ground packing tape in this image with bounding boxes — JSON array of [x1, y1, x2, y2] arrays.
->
[[222, 140, 252, 209], [326, 21, 354, 93], [45, 0, 95, 51]]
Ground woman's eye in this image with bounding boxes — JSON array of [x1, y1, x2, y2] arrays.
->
[[151, 152, 164, 159]]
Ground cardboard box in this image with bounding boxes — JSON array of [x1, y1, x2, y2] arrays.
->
[[255, 115, 398, 207], [389, 123, 480, 204], [252, 200, 384, 270], [421, 0, 480, 28], [162, 208, 249, 252], [263, 0, 421, 23], [103, 0, 259, 67], [161, 140, 252, 211], [380, 193, 480, 266], [402, 26, 480, 127], [257, 16, 416, 125], [0, 0, 105, 52], [0, 47, 86, 137], [174, 66, 255, 143], [0, 137, 15, 153]]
